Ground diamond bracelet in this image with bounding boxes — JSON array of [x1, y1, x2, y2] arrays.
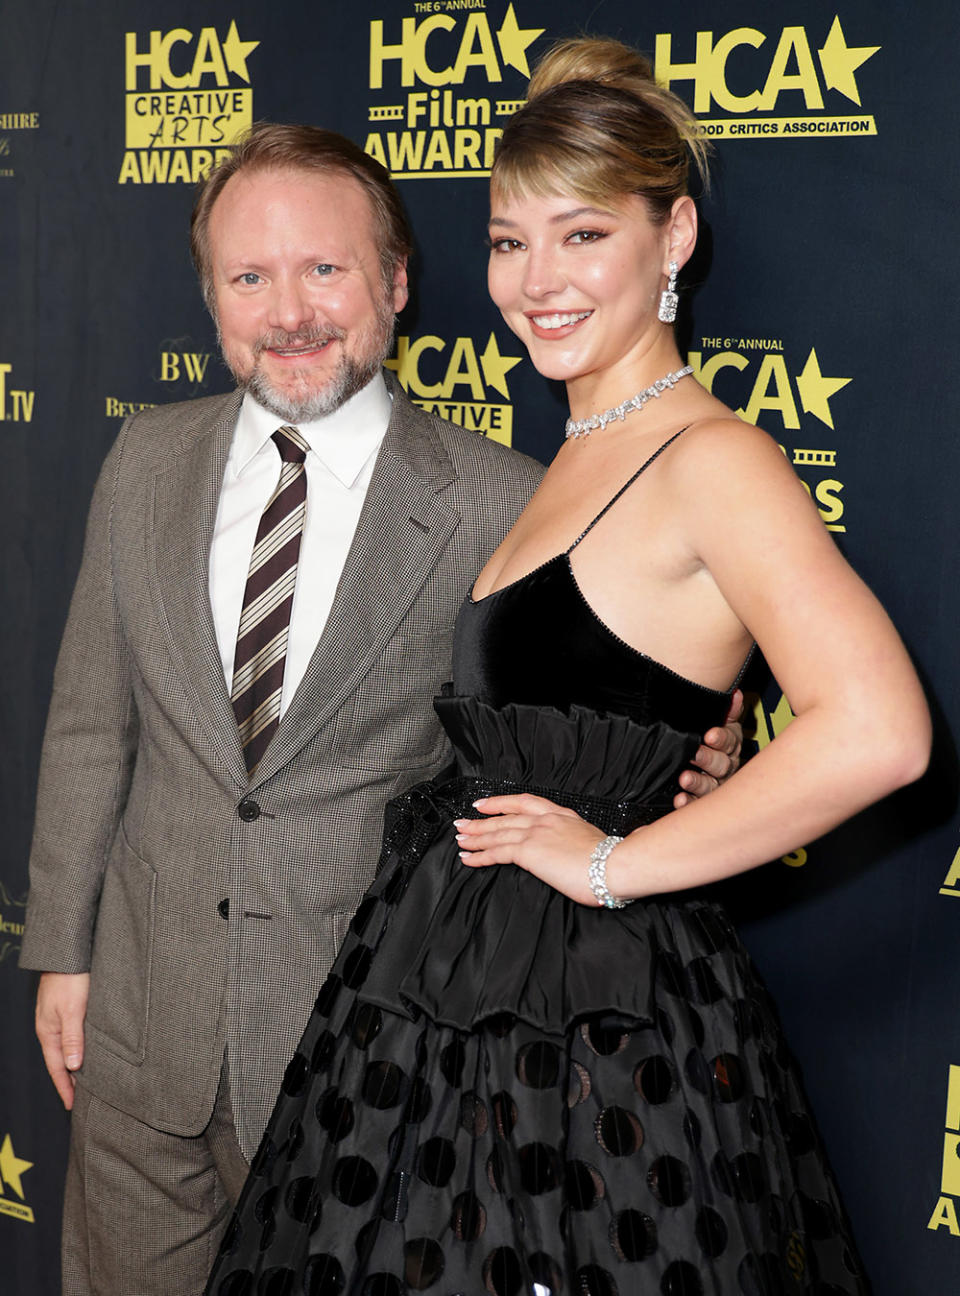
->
[[588, 835, 633, 909]]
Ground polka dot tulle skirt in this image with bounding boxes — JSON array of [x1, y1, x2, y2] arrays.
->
[[207, 700, 867, 1295]]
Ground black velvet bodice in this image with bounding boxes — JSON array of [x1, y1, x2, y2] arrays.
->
[[453, 551, 736, 737]]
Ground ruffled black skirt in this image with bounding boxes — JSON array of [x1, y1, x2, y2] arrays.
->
[[207, 697, 867, 1296]]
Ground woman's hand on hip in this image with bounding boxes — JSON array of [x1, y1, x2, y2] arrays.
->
[[454, 793, 607, 905]]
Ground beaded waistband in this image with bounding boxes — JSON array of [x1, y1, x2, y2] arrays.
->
[[409, 774, 670, 838]]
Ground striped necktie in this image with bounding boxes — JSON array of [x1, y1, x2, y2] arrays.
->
[[231, 425, 309, 776]]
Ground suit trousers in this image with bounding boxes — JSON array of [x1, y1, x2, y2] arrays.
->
[[61, 1058, 249, 1296]]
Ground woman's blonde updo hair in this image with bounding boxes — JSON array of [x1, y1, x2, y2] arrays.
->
[[491, 36, 708, 223]]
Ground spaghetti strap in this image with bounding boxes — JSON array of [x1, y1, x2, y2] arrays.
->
[[566, 425, 692, 553]]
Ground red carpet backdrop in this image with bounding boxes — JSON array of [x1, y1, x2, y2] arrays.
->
[[2, 2, 958, 1291]]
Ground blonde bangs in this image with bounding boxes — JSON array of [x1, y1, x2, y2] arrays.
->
[[490, 37, 709, 221]]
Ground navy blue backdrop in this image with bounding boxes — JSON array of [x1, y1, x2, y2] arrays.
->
[[2, 3, 959, 1291]]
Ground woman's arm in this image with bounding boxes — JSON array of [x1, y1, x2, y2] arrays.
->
[[456, 420, 931, 903]]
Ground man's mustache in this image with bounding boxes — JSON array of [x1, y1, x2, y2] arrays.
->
[[253, 325, 345, 356]]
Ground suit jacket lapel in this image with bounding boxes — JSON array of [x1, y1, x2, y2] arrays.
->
[[152, 390, 249, 788], [250, 379, 460, 788]]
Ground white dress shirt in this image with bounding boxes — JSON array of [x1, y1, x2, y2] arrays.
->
[[209, 374, 392, 716]]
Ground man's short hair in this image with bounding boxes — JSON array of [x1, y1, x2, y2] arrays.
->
[[190, 122, 414, 310]]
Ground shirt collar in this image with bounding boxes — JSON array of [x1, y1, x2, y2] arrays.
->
[[232, 372, 393, 488]]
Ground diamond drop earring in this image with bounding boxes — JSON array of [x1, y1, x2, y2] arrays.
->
[[658, 261, 679, 324]]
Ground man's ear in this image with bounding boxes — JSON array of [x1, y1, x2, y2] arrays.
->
[[392, 259, 409, 313]]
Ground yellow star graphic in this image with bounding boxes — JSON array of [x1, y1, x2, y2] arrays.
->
[[0, 1134, 33, 1200], [796, 348, 850, 430], [222, 21, 260, 84], [480, 333, 523, 399], [818, 16, 879, 107], [496, 4, 545, 79]]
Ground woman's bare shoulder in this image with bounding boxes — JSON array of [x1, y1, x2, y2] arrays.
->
[[665, 412, 795, 489]]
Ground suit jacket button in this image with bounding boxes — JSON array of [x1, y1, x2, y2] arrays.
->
[[238, 798, 261, 822], [217, 898, 230, 919]]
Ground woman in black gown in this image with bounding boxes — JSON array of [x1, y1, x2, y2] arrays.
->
[[207, 37, 930, 1296]]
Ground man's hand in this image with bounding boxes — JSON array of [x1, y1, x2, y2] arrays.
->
[[36, 971, 90, 1110], [674, 689, 745, 809]]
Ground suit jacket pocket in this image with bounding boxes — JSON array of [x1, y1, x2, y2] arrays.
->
[[85, 827, 156, 1064]]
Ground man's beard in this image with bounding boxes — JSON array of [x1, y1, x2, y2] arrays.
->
[[224, 300, 396, 423]]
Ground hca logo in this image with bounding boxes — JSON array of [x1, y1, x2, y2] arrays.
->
[[689, 345, 850, 432], [655, 16, 879, 138], [364, 5, 544, 178], [385, 332, 521, 445], [125, 22, 259, 91], [120, 22, 259, 184], [369, 4, 543, 89], [656, 16, 878, 114]]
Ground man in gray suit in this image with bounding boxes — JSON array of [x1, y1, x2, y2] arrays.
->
[[21, 124, 740, 1294]]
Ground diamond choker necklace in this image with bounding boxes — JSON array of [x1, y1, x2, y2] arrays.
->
[[564, 366, 693, 440]]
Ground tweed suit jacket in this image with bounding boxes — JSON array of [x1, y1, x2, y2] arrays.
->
[[21, 374, 544, 1156]]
